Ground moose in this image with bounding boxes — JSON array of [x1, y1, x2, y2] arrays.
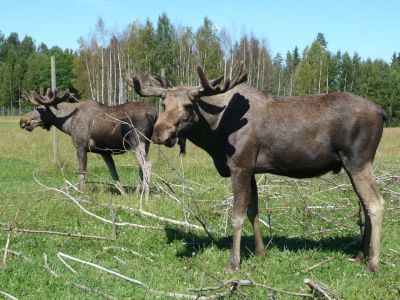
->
[[20, 88, 158, 199], [123, 63, 386, 272]]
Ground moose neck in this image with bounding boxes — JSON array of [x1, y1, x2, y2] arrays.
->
[[185, 97, 227, 155], [48, 102, 79, 135]]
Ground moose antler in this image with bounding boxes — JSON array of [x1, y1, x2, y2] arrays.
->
[[122, 70, 172, 98], [23, 89, 72, 106], [195, 61, 247, 98]]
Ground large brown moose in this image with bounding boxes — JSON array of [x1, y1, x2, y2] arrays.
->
[[124, 63, 386, 272], [20, 89, 157, 199]]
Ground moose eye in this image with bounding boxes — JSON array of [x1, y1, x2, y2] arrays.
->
[[183, 104, 193, 111]]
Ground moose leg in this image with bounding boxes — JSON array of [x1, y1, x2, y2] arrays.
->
[[228, 169, 252, 271], [101, 153, 127, 196], [354, 202, 369, 263], [248, 176, 265, 256], [76, 148, 87, 192], [343, 161, 384, 272], [133, 141, 151, 201]]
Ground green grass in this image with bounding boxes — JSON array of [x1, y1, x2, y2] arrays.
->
[[0, 116, 399, 299]]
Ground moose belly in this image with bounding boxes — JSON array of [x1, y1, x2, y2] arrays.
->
[[254, 145, 342, 178], [87, 138, 127, 155]]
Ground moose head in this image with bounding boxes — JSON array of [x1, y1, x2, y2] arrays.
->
[[20, 89, 73, 131], [123, 63, 248, 148]]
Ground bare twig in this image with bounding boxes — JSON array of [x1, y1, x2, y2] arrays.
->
[[2, 210, 19, 269], [304, 278, 335, 300], [69, 282, 116, 300], [253, 282, 313, 298], [58, 252, 147, 286], [0, 248, 28, 260], [123, 206, 209, 232], [43, 253, 59, 277], [108, 195, 118, 239], [0, 227, 113, 241], [33, 176, 162, 231], [0, 291, 19, 300], [57, 252, 78, 274], [297, 257, 334, 274], [2, 229, 12, 269]]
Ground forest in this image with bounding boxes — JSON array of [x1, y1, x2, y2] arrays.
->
[[1, 13, 399, 125]]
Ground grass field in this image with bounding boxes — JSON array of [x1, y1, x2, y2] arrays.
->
[[0, 116, 399, 299]]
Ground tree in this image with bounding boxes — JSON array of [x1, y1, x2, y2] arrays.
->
[[154, 13, 178, 82], [195, 17, 223, 80]]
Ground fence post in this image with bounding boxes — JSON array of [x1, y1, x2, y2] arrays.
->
[[51, 56, 60, 163], [157, 68, 165, 159]]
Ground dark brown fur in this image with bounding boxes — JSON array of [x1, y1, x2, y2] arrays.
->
[[126, 66, 386, 272], [20, 99, 156, 198]]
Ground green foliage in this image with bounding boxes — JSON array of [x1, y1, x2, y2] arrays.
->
[[0, 31, 75, 110], [195, 17, 223, 80]]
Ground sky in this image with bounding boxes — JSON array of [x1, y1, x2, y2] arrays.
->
[[1, 0, 399, 62]]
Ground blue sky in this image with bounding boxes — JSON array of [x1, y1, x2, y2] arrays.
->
[[1, 0, 399, 61]]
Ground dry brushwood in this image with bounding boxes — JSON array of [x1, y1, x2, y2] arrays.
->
[[304, 278, 336, 300], [34, 176, 162, 231], [0, 290, 19, 300], [0, 226, 112, 241]]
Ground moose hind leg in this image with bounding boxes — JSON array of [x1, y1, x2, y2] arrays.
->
[[101, 153, 127, 196], [344, 161, 384, 272], [248, 176, 265, 257]]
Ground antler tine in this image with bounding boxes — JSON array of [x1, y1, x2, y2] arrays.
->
[[122, 69, 166, 98], [32, 88, 69, 106], [195, 61, 247, 98], [22, 91, 40, 105], [197, 66, 215, 92], [222, 61, 247, 91], [57, 89, 72, 102], [122, 70, 134, 87]]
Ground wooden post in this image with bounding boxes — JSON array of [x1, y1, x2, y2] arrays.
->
[[51, 56, 60, 162], [157, 68, 165, 159]]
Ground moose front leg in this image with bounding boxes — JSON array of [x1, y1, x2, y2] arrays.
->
[[76, 148, 87, 192], [101, 153, 127, 196], [228, 169, 252, 271]]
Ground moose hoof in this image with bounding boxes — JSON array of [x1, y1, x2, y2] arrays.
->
[[367, 261, 379, 273], [354, 251, 364, 264], [225, 263, 240, 273], [255, 248, 265, 257]]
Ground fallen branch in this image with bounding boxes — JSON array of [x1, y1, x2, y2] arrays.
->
[[0, 227, 113, 241], [297, 257, 334, 274], [108, 195, 118, 239], [57, 253, 78, 274], [262, 285, 313, 298], [69, 282, 116, 300], [0, 290, 19, 300], [1, 229, 12, 269], [304, 278, 335, 300], [33, 176, 162, 231], [124, 206, 208, 232], [43, 253, 59, 277], [57, 252, 251, 299], [58, 252, 147, 287], [0, 248, 28, 260]]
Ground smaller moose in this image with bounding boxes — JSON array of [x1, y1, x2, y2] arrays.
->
[[20, 89, 156, 199]]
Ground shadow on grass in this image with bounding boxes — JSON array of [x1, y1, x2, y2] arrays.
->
[[165, 227, 359, 261]]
